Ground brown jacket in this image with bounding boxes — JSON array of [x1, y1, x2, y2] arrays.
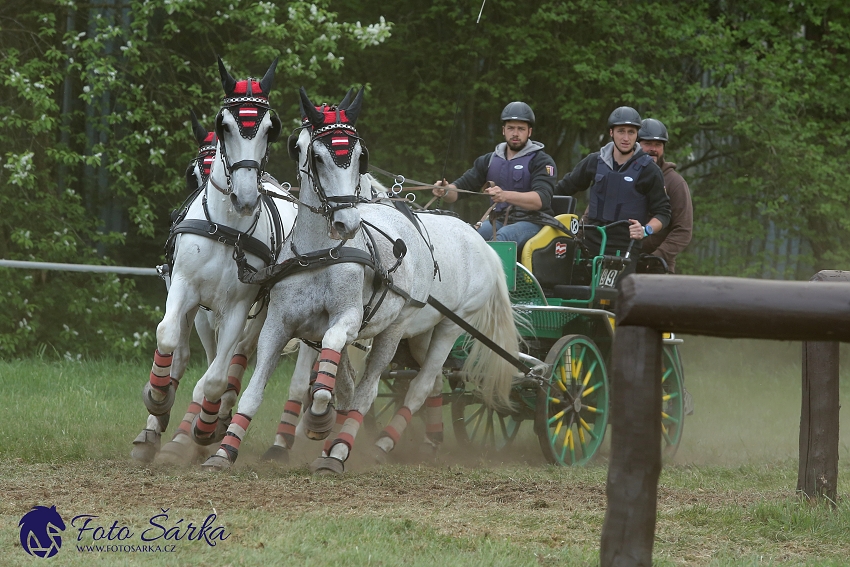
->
[[641, 161, 693, 272]]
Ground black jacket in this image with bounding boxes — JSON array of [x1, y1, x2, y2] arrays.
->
[[555, 142, 670, 228], [454, 140, 557, 224]]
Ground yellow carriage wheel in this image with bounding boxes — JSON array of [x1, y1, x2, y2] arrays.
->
[[661, 344, 686, 459], [535, 335, 609, 466]]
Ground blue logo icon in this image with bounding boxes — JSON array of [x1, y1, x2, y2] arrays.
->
[[19, 505, 65, 558]]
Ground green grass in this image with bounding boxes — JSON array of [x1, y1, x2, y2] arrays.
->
[[0, 337, 849, 565]]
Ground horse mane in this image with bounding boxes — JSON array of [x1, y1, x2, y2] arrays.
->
[[362, 173, 390, 198]]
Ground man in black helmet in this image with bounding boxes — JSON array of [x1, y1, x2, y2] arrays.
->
[[432, 101, 557, 251], [637, 118, 693, 273], [554, 106, 670, 267]]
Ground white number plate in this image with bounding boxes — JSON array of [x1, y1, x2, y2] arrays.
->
[[598, 268, 619, 287]]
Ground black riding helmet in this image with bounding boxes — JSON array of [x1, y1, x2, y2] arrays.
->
[[637, 118, 669, 143], [607, 106, 642, 129], [501, 101, 535, 127]]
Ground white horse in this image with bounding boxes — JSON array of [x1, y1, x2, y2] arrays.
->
[[130, 58, 298, 463], [201, 86, 522, 474]]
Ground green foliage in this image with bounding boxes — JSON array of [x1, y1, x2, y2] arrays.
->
[[2, 0, 850, 357], [330, 0, 850, 277], [0, 0, 389, 358]]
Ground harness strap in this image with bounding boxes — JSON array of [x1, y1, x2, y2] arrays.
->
[[235, 245, 376, 288], [171, 219, 274, 265]]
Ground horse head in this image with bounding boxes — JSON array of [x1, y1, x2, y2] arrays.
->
[[210, 57, 281, 215], [291, 86, 367, 240], [187, 109, 217, 193]]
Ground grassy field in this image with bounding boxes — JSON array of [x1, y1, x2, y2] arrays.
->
[[1, 337, 849, 565]]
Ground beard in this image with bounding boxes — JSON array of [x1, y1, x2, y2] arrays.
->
[[507, 139, 526, 151]]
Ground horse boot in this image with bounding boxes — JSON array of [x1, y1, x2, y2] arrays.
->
[[302, 349, 340, 440], [203, 413, 252, 471], [156, 402, 210, 465], [260, 400, 302, 463], [310, 410, 363, 476], [142, 350, 177, 416], [191, 397, 222, 446], [373, 406, 413, 463], [420, 395, 444, 459]]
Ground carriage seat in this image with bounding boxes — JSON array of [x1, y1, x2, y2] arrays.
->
[[520, 213, 580, 290], [551, 195, 577, 216]]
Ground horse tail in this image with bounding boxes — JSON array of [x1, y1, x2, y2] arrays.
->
[[460, 254, 523, 411]]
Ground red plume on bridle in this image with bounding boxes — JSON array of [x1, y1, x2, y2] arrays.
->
[[299, 86, 365, 170], [216, 57, 281, 141], [190, 109, 217, 179]]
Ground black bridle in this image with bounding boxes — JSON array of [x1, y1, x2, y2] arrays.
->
[[211, 93, 281, 198], [295, 121, 369, 225]]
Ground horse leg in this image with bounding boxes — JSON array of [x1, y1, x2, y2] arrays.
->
[[191, 304, 251, 447], [155, 377, 212, 465], [301, 311, 361, 440], [312, 327, 403, 474], [195, 310, 217, 366], [375, 322, 458, 459], [215, 311, 266, 441], [131, 298, 197, 462], [260, 342, 316, 463], [202, 315, 294, 471]]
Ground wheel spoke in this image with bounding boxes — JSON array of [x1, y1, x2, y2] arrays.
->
[[468, 404, 487, 441], [557, 365, 568, 392]]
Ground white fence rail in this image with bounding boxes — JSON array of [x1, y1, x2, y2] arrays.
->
[[0, 259, 158, 276]]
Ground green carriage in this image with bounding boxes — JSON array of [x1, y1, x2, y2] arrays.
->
[[372, 201, 687, 466]]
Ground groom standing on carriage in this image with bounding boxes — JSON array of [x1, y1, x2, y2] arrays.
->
[[432, 101, 557, 251]]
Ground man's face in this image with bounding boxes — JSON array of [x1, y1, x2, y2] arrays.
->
[[639, 140, 665, 163], [609, 125, 638, 156], [503, 120, 531, 151]]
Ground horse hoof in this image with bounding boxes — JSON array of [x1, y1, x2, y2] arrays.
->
[[260, 445, 290, 463], [201, 454, 232, 472], [419, 440, 439, 458], [309, 456, 344, 476], [142, 382, 175, 416], [130, 429, 160, 463], [303, 406, 337, 440], [373, 446, 390, 464], [190, 414, 221, 446], [155, 436, 197, 465]]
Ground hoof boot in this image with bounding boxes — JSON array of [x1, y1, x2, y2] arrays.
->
[[155, 435, 201, 465], [309, 456, 344, 476], [143, 382, 175, 416], [201, 454, 232, 471], [260, 445, 290, 463], [303, 406, 337, 440], [130, 429, 161, 463], [190, 414, 221, 446]]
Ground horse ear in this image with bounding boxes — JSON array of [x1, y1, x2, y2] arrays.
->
[[344, 86, 365, 125], [259, 57, 279, 96], [190, 109, 207, 145], [217, 56, 237, 95], [338, 88, 355, 109], [299, 86, 325, 125]]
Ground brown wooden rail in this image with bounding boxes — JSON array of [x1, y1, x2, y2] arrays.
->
[[600, 272, 848, 567]]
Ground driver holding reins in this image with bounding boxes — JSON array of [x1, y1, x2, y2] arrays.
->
[[432, 101, 558, 251], [554, 106, 671, 276]]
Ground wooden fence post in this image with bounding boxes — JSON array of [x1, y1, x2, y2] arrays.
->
[[798, 270, 846, 503], [600, 325, 662, 567]]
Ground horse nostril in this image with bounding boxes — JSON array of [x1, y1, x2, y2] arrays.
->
[[230, 193, 239, 207], [333, 221, 347, 235]]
